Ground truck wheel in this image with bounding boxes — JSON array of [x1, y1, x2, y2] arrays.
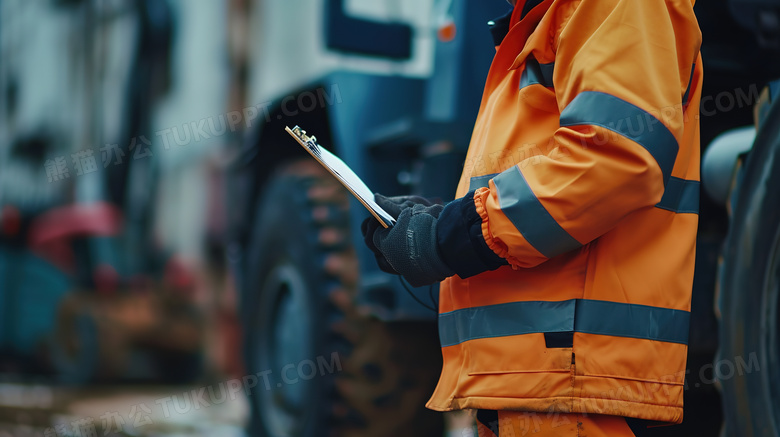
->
[[50, 302, 100, 384], [717, 106, 780, 437], [49, 294, 125, 383], [243, 160, 442, 437]]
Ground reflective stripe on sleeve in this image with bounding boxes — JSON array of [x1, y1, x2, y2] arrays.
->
[[520, 57, 555, 89], [682, 63, 695, 107], [655, 177, 699, 214], [438, 299, 690, 347], [493, 166, 582, 259], [559, 91, 679, 185], [472, 173, 698, 215], [469, 173, 498, 191]]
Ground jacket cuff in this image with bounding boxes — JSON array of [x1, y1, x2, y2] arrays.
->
[[436, 191, 508, 279]]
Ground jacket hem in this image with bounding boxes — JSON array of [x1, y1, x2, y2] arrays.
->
[[426, 395, 683, 424]]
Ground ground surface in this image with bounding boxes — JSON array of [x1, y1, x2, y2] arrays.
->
[[0, 381, 248, 437]]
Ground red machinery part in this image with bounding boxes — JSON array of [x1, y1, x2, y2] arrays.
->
[[0, 205, 22, 237], [26, 202, 123, 272]]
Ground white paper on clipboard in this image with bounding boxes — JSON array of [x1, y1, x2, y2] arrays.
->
[[285, 125, 396, 228]]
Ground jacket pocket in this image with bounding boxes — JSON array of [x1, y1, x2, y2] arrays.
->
[[466, 333, 573, 375]]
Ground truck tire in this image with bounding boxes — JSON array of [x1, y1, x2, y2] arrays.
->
[[717, 103, 780, 437], [243, 160, 442, 437], [49, 294, 129, 384], [49, 300, 101, 384]]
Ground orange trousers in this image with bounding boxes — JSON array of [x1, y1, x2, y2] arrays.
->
[[475, 410, 638, 437]]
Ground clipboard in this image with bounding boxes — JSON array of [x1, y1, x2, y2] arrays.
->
[[285, 125, 396, 228]]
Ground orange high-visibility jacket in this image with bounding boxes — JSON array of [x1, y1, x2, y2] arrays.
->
[[427, 0, 702, 424]]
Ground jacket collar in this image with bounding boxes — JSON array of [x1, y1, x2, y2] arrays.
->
[[519, 0, 546, 21], [488, 9, 514, 47], [488, 0, 548, 47]]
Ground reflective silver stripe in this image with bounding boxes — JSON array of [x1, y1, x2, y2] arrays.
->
[[439, 299, 690, 347], [493, 166, 582, 258], [682, 63, 695, 107], [656, 177, 699, 214], [439, 300, 575, 348], [469, 174, 498, 191], [574, 300, 690, 345], [560, 91, 679, 185], [520, 57, 555, 89]]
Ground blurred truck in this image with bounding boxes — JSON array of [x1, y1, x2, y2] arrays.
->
[[704, 1, 780, 436], [228, 1, 506, 435]]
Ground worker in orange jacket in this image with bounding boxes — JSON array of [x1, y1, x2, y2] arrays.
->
[[362, 0, 702, 435]]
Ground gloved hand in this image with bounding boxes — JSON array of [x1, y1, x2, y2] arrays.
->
[[361, 195, 453, 287], [362, 195, 442, 268], [362, 192, 508, 286]]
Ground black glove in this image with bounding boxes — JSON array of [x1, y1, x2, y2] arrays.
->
[[361, 192, 507, 286], [361, 195, 442, 272], [361, 195, 452, 286], [369, 203, 453, 287]]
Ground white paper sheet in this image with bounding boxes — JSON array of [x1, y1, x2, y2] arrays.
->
[[285, 126, 396, 228]]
